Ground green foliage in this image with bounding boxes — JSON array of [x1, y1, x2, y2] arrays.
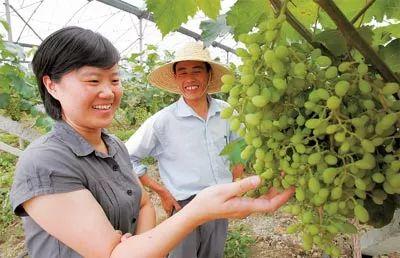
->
[[146, 0, 197, 36], [196, 0, 220, 19], [225, 0, 270, 40], [145, 0, 221, 36], [224, 224, 254, 258], [200, 15, 231, 47], [0, 23, 52, 130], [220, 139, 246, 166], [121, 45, 178, 127], [0, 151, 17, 234], [313, 26, 373, 57], [378, 38, 400, 73]]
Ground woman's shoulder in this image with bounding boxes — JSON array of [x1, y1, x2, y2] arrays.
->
[[17, 131, 77, 172]]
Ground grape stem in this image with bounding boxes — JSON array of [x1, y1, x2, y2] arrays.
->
[[350, 0, 377, 25]]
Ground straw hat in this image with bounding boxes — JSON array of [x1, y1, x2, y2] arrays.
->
[[148, 41, 231, 94]]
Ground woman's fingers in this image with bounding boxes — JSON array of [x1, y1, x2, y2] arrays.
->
[[120, 233, 132, 242], [260, 186, 281, 200], [220, 176, 261, 198], [252, 187, 295, 213]]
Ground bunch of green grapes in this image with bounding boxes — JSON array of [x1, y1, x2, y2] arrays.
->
[[219, 8, 400, 257]]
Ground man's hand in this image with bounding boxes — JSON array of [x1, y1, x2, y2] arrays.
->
[[139, 174, 181, 216], [159, 189, 181, 216], [232, 164, 245, 181]]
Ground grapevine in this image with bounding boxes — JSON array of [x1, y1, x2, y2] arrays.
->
[[220, 3, 400, 257]]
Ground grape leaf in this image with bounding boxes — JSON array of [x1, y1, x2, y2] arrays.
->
[[220, 138, 246, 166], [226, 0, 268, 39], [317, 0, 364, 29], [288, 0, 320, 31], [196, 0, 220, 20], [314, 30, 347, 56], [372, 23, 400, 46], [313, 26, 373, 57], [365, 0, 400, 22], [145, 0, 197, 36], [378, 38, 400, 73], [278, 23, 303, 44], [200, 14, 231, 47]]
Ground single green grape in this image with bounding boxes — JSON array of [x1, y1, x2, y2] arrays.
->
[[221, 74, 235, 85], [315, 56, 332, 67], [220, 107, 233, 119], [335, 81, 350, 97]]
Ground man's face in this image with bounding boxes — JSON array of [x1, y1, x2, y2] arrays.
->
[[174, 61, 210, 101]]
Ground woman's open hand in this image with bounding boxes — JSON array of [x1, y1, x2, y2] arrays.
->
[[188, 176, 295, 223]]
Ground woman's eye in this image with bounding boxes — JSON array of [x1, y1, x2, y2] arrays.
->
[[88, 80, 99, 83]]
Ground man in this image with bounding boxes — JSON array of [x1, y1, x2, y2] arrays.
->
[[125, 41, 243, 258]]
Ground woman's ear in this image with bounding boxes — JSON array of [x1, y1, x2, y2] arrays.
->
[[42, 75, 59, 100]]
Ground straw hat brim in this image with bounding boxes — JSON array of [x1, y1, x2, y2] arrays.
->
[[148, 58, 231, 94]]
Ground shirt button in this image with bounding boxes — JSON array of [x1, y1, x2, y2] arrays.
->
[[127, 189, 133, 196], [112, 165, 119, 171]]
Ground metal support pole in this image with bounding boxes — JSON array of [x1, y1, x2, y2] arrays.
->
[[9, 4, 43, 41], [139, 17, 143, 63], [4, 0, 12, 41], [95, 0, 236, 54]]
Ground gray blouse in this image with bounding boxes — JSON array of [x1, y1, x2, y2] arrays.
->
[[10, 121, 142, 258]]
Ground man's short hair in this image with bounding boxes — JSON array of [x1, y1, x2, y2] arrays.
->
[[172, 61, 211, 74], [31, 26, 120, 120]]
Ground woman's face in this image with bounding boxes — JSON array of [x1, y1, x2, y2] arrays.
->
[[46, 65, 122, 132]]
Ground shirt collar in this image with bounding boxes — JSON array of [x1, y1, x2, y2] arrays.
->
[[53, 121, 117, 157], [175, 95, 222, 118]]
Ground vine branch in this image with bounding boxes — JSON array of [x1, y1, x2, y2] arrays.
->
[[350, 0, 377, 24], [314, 0, 399, 83]]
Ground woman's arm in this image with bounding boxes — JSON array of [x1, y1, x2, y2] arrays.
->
[[135, 184, 156, 234], [23, 190, 121, 258], [113, 176, 294, 258], [24, 176, 294, 258]]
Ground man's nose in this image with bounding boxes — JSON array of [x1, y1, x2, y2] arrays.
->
[[99, 84, 114, 99]]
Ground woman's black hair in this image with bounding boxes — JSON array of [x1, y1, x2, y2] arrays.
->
[[31, 26, 120, 120]]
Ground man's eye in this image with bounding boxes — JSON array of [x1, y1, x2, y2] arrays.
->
[[88, 80, 99, 83]]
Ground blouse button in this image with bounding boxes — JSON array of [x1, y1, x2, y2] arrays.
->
[[127, 189, 133, 196], [112, 165, 119, 171]]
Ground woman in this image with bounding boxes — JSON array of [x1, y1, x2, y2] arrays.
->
[[10, 26, 294, 258]]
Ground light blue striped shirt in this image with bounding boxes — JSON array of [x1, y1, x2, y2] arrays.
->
[[125, 96, 237, 200]]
